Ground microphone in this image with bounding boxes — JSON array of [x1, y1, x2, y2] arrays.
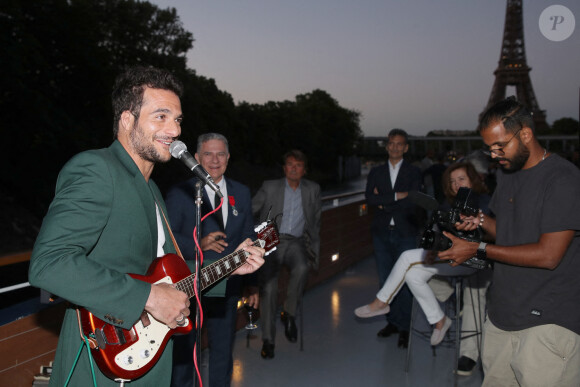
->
[[169, 141, 223, 198]]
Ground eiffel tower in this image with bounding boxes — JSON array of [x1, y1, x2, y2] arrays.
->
[[480, 0, 548, 130]]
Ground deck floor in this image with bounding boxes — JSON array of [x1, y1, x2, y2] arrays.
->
[[198, 256, 485, 387]]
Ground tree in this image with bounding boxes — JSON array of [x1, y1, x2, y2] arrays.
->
[[0, 0, 364, 219], [1, 0, 193, 216], [227, 92, 362, 187], [549, 117, 579, 135]]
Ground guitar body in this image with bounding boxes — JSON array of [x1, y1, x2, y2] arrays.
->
[[79, 221, 279, 381], [79, 253, 193, 381]]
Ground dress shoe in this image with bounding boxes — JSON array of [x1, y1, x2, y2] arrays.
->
[[398, 331, 409, 348], [261, 340, 275, 359], [354, 303, 390, 318], [430, 315, 452, 346], [377, 323, 398, 338], [281, 311, 297, 343]]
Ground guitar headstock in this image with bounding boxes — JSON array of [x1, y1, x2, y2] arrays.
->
[[254, 221, 280, 256]]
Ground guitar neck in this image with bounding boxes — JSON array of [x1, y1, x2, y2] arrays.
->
[[175, 240, 261, 298]]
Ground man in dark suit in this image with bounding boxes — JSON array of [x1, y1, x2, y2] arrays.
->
[[28, 68, 265, 387], [166, 133, 258, 387], [253, 150, 321, 359], [365, 128, 422, 347]]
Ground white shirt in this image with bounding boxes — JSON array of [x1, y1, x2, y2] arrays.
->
[[388, 159, 403, 226], [205, 177, 228, 228], [155, 204, 166, 257]]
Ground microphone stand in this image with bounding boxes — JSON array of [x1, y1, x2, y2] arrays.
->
[[194, 180, 203, 387]]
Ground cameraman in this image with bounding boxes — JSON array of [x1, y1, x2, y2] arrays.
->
[[355, 162, 492, 353], [441, 97, 580, 386]]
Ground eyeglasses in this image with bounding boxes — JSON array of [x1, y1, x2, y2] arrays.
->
[[482, 127, 522, 157]]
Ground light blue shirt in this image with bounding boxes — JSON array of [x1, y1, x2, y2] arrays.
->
[[279, 180, 305, 237]]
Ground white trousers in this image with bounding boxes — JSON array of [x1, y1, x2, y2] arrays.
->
[[376, 248, 476, 325]]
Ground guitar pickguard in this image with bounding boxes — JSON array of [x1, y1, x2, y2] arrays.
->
[[114, 276, 189, 371]]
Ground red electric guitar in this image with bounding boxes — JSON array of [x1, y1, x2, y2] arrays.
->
[[78, 221, 279, 381]]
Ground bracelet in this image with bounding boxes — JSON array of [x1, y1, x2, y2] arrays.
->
[[478, 210, 485, 227]]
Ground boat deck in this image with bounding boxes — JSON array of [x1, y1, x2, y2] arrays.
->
[[200, 255, 485, 387]]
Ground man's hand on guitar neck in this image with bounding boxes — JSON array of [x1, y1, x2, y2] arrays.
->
[[231, 238, 265, 276], [145, 283, 190, 329]]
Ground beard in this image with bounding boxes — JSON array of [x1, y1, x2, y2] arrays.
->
[[129, 120, 169, 164], [498, 140, 529, 172]]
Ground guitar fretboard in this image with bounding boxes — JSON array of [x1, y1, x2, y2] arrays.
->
[[175, 239, 262, 298]]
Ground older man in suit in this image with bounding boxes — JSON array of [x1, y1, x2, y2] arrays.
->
[[166, 133, 258, 387], [365, 128, 423, 348], [253, 150, 321, 359], [28, 68, 265, 387]]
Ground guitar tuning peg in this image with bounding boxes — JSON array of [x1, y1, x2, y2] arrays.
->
[[265, 247, 277, 256], [254, 222, 266, 232]]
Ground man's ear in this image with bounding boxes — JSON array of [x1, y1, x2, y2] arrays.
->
[[520, 126, 533, 146], [119, 110, 135, 134]]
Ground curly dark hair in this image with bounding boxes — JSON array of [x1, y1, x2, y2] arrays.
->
[[441, 162, 488, 204], [111, 66, 183, 138], [479, 96, 535, 135]]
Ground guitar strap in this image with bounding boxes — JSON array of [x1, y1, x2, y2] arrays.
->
[[154, 198, 185, 261], [74, 196, 185, 330]]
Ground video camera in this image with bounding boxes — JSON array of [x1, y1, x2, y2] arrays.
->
[[419, 187, 489, 269]]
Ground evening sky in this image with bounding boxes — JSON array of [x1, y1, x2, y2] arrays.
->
[[151, 0, 580, 136]]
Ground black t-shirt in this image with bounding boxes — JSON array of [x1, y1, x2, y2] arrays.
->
[[488, 154, 580, 334]]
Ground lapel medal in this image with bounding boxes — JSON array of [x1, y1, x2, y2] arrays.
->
[[229, 196, 238, 216]]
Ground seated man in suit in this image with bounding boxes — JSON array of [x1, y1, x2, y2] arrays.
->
[[253, 150, 321, 359], [166, 133, 258, 387]]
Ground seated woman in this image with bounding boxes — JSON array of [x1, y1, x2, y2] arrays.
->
[[354, 161, 491, 346]]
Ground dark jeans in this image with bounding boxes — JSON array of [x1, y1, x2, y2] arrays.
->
[[372, 228, 417, 331]]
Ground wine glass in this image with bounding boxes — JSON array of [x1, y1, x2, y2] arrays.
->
[[243, 299, 258, 330]]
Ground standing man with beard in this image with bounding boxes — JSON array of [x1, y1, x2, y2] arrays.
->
[[364, 128, 423, 348], [441, 97, 580, 386], [28, 67, 265, 387]]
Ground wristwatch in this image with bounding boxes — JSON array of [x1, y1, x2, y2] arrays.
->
[[477, 242, 487, 260]]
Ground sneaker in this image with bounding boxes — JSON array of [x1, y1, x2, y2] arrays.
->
[[456, 356, 477, 376]]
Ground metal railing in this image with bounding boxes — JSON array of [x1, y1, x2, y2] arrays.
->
[[363, 135, 579, 158], [0, 189, 370, 300]]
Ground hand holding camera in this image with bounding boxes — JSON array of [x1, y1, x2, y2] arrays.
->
[[419, 188, 489, 269]]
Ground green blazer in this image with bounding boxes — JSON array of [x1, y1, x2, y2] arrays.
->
[[29, 140, 177, 386]]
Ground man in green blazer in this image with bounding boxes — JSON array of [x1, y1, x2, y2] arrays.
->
[[28, 66, 265, 387]]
